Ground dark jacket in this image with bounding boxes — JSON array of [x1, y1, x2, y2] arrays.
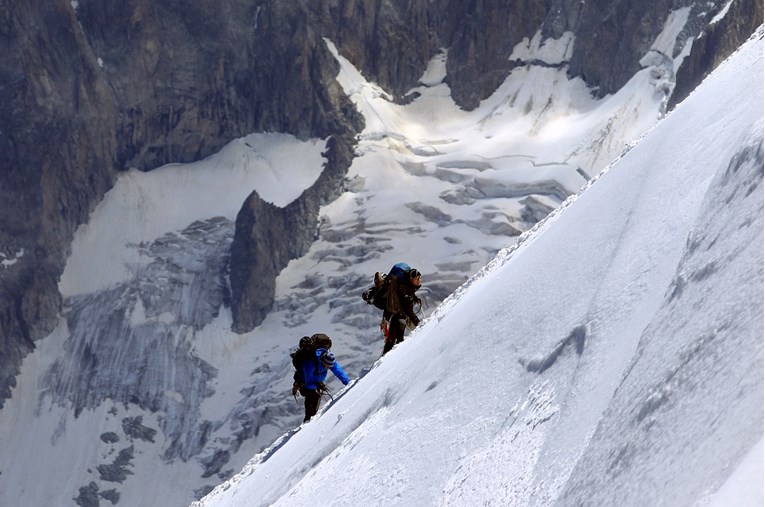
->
[[383, 280, 421, 327]]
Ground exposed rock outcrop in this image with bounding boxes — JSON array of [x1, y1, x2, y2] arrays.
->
[[670, 0, 764, 109], [229, 135, 356, 332], [434, 0, 550, 110]]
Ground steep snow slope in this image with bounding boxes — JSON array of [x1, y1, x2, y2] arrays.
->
[[194, 28, 763, 507]]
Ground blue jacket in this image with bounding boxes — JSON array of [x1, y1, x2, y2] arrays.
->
[[299, 348, 350, 390]]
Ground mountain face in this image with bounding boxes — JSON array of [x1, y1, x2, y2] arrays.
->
[[227, 0, 761, 333], [1, 0, 368, 406], [0, 0, 761, 505], [0, 0, 755, 404]]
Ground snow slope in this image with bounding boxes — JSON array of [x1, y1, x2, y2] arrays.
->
[[194, 28, 764, 507]]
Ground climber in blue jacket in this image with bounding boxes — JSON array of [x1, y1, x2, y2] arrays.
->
[[291, 334, 350, 422]]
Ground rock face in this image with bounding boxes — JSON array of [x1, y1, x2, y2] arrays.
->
[[0, 0, 120, 407], [670, 0, 765, 109], [568, 0, 763, 102], [0, 0, 760, 402], [229, 136, 357, 333], [434, 0, 551, 110]]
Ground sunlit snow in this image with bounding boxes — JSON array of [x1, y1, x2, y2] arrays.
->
[[59, 132, 326, 295]]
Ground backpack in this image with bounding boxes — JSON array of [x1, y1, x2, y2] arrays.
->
[[291, 333, 333, 384], [362, 272, 388, 310], [388, 262, 412, 281], [361, 263, 413, 310]]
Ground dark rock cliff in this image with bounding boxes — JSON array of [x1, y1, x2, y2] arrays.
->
[[0, 0, 120, 406], [670, 0, 764, 109], [229, 136, 356, 332], [569, 0, 763, 101], [1, 0, 761, 402]]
